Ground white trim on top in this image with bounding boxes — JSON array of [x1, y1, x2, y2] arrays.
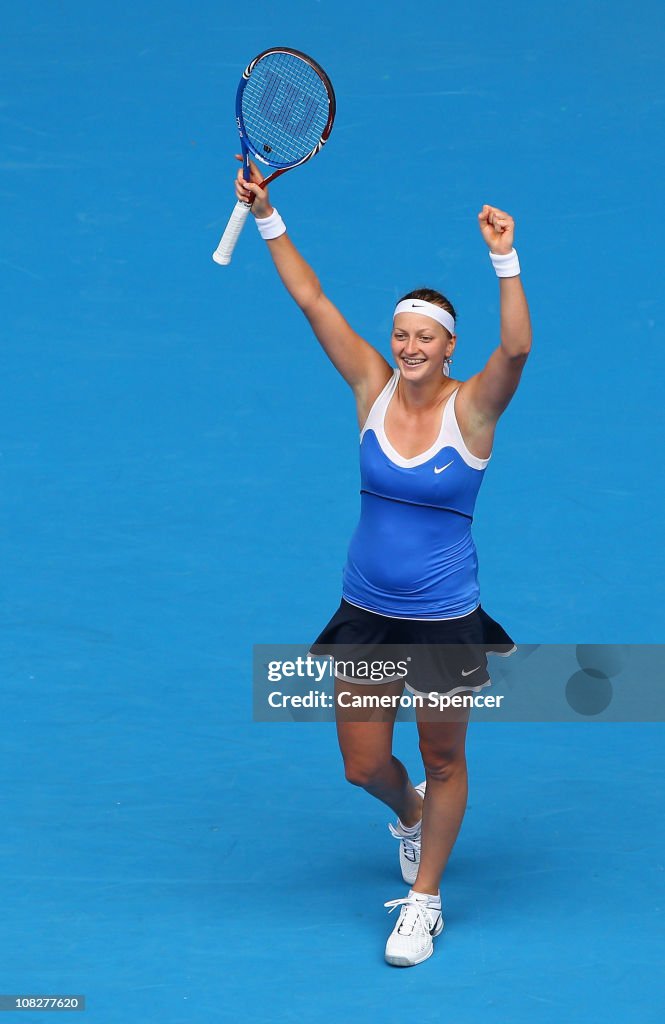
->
[[360, 370, 490, 471]]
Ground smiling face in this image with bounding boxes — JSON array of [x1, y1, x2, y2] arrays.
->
[[391, 312, 456, 378]]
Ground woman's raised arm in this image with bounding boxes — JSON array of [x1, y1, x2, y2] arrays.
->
[[234, 158, 391, 414], [459, 205, 532, 430]]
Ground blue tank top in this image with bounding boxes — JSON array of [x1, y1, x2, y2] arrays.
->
[[342, 370, 490, 619]]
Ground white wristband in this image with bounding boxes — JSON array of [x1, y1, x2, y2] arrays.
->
[[255, 208, 286, 241], [489, 248, 520, 277]]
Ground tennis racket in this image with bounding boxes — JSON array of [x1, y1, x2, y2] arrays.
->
[[212, 47, 336, 266]]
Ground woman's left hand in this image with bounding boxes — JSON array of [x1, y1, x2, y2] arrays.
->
[[477, 205, 515, 254]]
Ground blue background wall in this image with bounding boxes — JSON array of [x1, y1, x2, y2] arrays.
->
[[1, 2, 663, 1020]]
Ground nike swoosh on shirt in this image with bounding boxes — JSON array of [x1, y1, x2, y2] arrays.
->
[[461, 666, 480, 677], [434, 461, 454, 474]]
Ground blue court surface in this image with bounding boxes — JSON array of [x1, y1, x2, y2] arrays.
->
[[2, 1, 664, 1021]]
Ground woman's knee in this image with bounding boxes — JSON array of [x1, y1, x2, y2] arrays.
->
[[343, 755, 393, 789], [419, 741, 467, 784]]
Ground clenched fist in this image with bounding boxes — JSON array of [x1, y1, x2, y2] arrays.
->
[[478, 205, 515, 255]]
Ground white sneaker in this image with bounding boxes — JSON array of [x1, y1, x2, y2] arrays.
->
[[388, 780, 426, 885], [384, 890, 444, 967]]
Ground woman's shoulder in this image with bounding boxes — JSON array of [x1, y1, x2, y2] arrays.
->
[[447, 376, 495, 460], [356, 364, 396, 430]]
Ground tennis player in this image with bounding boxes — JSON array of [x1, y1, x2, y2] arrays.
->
[[234, 157, 531, 966]]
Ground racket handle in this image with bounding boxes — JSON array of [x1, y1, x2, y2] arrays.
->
[[212, 201, 252, 265]]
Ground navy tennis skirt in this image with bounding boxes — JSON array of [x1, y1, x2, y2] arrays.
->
[[310, 598, 516, 696]]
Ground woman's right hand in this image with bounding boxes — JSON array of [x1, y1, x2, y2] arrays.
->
[[234, 155, 273, 219]]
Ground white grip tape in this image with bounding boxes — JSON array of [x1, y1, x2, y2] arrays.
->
[[212, 201, 252, 265]]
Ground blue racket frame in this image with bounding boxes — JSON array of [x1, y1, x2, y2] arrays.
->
[[235, 47, 336, 189], [212, 47, 335, 265]]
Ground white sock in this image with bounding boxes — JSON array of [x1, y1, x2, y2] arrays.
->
[[409, 888, 441, 909], [396, 816, 422, 836]]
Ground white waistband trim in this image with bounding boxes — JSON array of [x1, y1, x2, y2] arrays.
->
[[342, 597, 481, 622]]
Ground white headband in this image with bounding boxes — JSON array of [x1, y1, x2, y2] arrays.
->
[[393, 299, 456, 336]]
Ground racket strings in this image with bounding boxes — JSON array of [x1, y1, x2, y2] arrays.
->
[[242, 52, 330, 167]]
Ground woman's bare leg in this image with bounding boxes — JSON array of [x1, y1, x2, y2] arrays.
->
[[335, 677, 423, 826], [412, 707, 471, 893]]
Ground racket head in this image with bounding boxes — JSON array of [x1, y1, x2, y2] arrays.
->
[[235, 47, 336, 184]]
